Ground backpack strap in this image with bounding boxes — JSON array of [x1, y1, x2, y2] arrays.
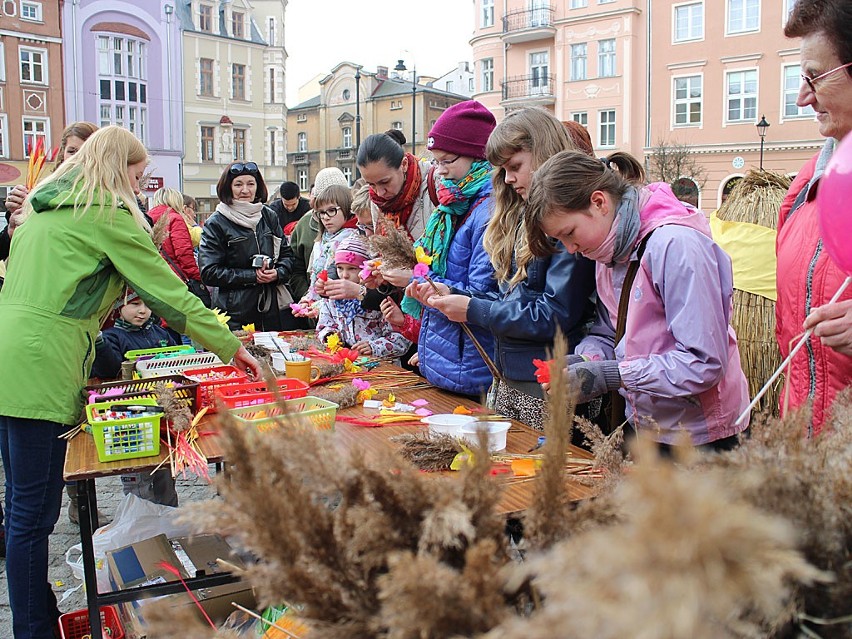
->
[[427, 164, 439, 207]]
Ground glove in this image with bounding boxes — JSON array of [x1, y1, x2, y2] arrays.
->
[[567, 359, 621, 404]]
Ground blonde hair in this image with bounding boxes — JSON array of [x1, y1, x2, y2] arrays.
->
[[351, 184, 372, 215], [152, 187, 185, 214], [483, 108, 576, 286], [24, 125, 149, 231]]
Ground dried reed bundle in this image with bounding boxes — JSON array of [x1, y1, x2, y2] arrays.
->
[[312, 358, 345, 379], [287, 335, 325, 352], [310, 383, 358, 409], [150, 211, 170, 249], [156, 380, 192, 433], [486, 439, 825, 639], [390, 432, 463, 471], [716, 169, 791, 416], [368, 219, 417, 270]]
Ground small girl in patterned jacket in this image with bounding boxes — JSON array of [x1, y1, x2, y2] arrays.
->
[[316, 235, 411, 358]]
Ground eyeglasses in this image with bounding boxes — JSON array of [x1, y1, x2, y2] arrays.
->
[[317, 206, 342, 219], [431, 155, 461, 167], [229, 162, 259, 175], [801, 61, 852, 93]]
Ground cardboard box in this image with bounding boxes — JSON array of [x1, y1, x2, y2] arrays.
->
[[107, 533, 255, 628]]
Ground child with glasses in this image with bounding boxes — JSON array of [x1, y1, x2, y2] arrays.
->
[[292, 184, 359, 318]]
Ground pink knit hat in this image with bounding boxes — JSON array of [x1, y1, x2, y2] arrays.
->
[[427, 100, 496, 160], [334, 235, 370, 268]]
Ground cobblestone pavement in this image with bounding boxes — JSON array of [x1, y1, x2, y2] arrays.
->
[[0, 470, 219, 636]]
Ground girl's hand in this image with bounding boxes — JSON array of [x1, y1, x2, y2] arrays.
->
[[256, 267, 278, 284], [380, 297, 405, 326], [5, 184, 28, 217], [379, 267, 413, 287], [427, 293, 470, 322], [323, 278, 361, 300], [352, 341, 373, 356], [805, 299, 852, 356], [408, 352, 419, 367], [233, 346, 262, 378]]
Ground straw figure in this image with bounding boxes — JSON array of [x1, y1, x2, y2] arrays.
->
[[711, 170, 791, 416]]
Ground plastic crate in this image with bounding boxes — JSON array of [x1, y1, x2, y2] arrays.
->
[[135, 352, 222, 378], [229, 396, 338, 432], [86, 398, 162, 463], [215, 377, 310, 410], [59, 605, 124, 639], [182, 365, 248, 412], [124, 344, 195, 361], [84, 375, 199, 413]]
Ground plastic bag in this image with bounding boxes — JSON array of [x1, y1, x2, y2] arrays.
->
[[65, 492, 194, 592]]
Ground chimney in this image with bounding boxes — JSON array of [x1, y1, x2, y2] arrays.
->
[[376, 65, 388, 79]]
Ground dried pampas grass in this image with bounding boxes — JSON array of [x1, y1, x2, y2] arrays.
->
[[369, 219, 417, 270]]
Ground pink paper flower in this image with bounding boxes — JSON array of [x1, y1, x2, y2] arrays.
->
[[359, 264, 373, 281], [352, 378, 371, 391], [411, 399, 429, 407], [414, 407, 433, 417], [413, 262, 429, 277]]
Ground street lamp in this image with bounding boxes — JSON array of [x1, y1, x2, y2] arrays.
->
[[756, 115, 770, 170], [394, 58, 417, 155], [355, 65, 362, 179]]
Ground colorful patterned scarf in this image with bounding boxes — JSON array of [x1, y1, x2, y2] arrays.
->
[[401, 159, 492, 318], [369, 153, 422, 236]]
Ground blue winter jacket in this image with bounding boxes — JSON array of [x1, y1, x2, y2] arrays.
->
[[466, 243, 596, 385], [91, 319, 180, 379], [418, 182, 498, 396]]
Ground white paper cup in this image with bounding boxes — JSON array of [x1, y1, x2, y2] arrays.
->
[[460, 421, 511, 452], [271, 352, 286, 372], [420, 414, 476, 438]]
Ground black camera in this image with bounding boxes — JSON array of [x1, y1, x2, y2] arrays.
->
[[251, 254, 271, 269]]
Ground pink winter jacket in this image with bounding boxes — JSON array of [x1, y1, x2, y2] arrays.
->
[[577, 183, 750, 445]]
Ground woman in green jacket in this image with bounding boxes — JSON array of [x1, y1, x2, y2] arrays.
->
[[0, 126, 260, 639]]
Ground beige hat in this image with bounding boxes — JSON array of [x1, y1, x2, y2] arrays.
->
[[312, 168, 348, 199]]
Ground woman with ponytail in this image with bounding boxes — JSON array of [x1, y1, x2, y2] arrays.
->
[[526, 150, 750, 450]]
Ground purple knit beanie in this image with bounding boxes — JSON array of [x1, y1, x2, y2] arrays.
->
[[427, 100, 496, 160]]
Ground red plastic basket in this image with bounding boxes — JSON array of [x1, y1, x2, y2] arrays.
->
[[182, 365, 247, 412], [215, 377, 310, 410], [59, 605, 124, 639], [84, 375, 199, 413]]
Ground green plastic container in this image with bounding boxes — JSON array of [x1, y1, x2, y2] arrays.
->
[[228, 396, 338, 432], [85, 397, 162, 463], [124, 345, 195, 361]]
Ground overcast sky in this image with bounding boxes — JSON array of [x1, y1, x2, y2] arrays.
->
[[284, 0, 476, 106]]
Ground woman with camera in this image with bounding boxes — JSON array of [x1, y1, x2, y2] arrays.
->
[[199, 162, 299, 330]]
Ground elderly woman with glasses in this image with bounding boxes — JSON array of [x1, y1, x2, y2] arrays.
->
[[776, 0, 852, 436], [199, 161, 299, 330]]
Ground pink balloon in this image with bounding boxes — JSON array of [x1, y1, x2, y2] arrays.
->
[[817, 132, 852, 274]]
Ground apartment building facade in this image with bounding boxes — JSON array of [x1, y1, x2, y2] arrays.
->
[[62, 0, 183, 194], [0, 0, 65, 200], [470, 0, 821, 209], [179, 0, 287, 213], [286, 62, 467, 192]]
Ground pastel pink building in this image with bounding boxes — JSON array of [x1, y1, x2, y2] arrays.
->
[[470, 0, 822, 210]]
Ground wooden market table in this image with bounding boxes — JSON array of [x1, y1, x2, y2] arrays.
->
[[64, 369, 594, 637]]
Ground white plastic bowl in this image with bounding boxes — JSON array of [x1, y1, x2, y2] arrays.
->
[[421, 414, 476, 437], [460, 421, 511, 452]]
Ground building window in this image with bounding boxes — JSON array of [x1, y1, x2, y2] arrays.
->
[[727, 0, 759, 34], [571, 111, 588, 127], [297, 113, 307, 122], [267, 17, 276, 46], [571, 43, 587, 81], [23, 117, 48, 155], [20, 1, 42, 21], [674, 75, 702, 126], [726, 69, 757, 122], [481, 58, 494, 92], [233, 128, 246, 161], [571, 0, 588, 7], [20, 47, 46, 84], [674, 2, 703, 42], [446, 80, 454, 93], [392, 121, 403, 131], [785, 0, 797, 20], [200, 58, 214, 96], [783, 64, 815, 118], [530, 52, 549, 92], [342, 126, 352, 148], [342, 166, 352, 185], [0, 42, 4, 82], [599, 110, 616, 147], [97, 35, 147, 143], [0, 115, 8, 158], [481, 0, 494, 27], [297, 132, 307, 152], [298, 169, 308, 192], [268, 68, 276, 102], [269, 129, 276, 166], [232, 63, 246, 100], [199, 4, 213, 32], [201, 126, 215, 161], [469, 77, 474, 92], [232, 11, 244, 38], [598, 39, 616, 77]]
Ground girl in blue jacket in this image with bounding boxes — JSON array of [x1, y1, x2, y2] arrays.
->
[[426, 108, 597, 428]]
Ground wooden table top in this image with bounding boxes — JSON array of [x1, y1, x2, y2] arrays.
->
[[65, 368, 596, 514]]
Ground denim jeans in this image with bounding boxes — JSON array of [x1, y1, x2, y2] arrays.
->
[[0, 416, 69, 639]]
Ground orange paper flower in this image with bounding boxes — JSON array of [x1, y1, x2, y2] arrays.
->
[[452, 405, 472, 415]]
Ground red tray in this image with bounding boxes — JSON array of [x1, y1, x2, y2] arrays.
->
[[181, 365, 247, 412], [59, 605, 124, 639], [215, 377, 310, 410]]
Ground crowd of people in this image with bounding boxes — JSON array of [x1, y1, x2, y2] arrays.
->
[[0, 0, 850, 636]]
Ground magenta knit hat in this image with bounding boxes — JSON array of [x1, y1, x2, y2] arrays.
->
[[334, 235, 370, 268], [427, 100, 496, 160]]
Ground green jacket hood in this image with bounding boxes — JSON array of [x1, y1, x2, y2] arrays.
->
[[29, 170, 124, 215]]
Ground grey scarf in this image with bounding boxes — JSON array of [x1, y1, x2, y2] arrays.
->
[[610, 186, 642, 267]]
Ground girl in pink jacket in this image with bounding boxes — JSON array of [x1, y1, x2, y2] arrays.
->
[[526, 150, 750, 450]]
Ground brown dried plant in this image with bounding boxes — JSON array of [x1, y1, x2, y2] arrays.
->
[[150, 210, 170, 249], [155, 380, 192, 433], [368, 219, 417, 270]]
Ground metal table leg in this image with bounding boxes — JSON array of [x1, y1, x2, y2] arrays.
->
[[77, 478, 104, 638]]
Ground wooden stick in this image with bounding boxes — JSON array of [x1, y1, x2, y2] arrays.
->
[[230, 602, 302, 639]]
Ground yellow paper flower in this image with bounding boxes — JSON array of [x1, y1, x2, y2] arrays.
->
[[343, 358, 362, 373], [241, 323, 256, 332], [357, 388, 378, 403], [414, 246, 433, 266], [211, 308, 231, 326], [387, 392, 395, 404], [326, 333, 341, 353]]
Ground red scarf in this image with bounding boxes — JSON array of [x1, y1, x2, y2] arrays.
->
[[369, 153, 422, 237]]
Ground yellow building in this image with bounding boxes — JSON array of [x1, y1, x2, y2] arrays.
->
[[178, 0, 287, 213], [286, 62, 467, 192]]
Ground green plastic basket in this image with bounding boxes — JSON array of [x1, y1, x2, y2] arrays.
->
[[228, 396, 338, 432], [124, 345, 195, 361], [85, 398, 162, 463]]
